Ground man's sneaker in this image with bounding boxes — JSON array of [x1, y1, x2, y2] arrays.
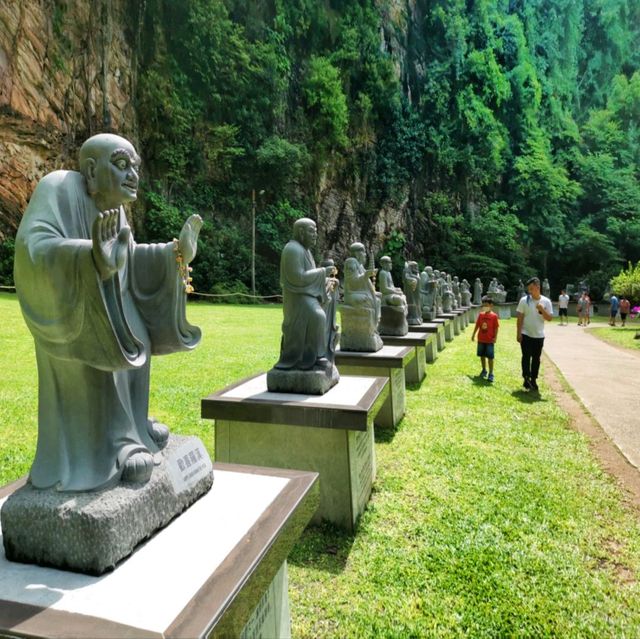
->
[[530, 380, 539, 392], [488, 373, 494, 382], [480, 369, 487, 378], [523, 377, 531, 390]]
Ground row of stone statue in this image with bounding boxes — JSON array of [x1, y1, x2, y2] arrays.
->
[[266, 220, 483, 395], [340, 247, 474, 352]]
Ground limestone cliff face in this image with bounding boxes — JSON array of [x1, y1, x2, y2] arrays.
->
[[0, 0, 137, 236], [315, 0, 420, 260], [0, 0, 421, 263]]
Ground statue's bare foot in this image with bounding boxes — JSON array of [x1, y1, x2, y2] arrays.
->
[[148, 419, 169, 449], [122, 452, 154, 483]]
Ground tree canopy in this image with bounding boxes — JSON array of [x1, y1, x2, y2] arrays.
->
[[8, 0, 640, 299]]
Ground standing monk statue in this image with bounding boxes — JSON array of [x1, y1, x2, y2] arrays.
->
[[12, 133, 203, 491], [403, 261, 422, 326], [267, 218, 339, 394]]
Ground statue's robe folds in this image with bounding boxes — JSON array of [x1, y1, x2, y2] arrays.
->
[[274, 239, 332, 370], [14, 171, 201, 491], [378, 270, 405, 306], [403, 270, 420, 309], [343, 258, 379, 313]]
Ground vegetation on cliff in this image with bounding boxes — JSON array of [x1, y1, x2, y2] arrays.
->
[[2, 0, 640, 298]]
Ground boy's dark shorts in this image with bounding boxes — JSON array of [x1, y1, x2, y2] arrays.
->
[[621, 312, 628, 321], [477, 342, 495, 359], [610, 309, 618, 317], [559, 308, 568, 317]]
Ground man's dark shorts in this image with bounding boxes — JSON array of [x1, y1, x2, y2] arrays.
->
[[559, 308, 568, 317], [477, 342, 495, 359]]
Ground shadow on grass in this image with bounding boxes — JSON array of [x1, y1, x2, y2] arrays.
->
[[374, 424, 397, 444], [465, 374, 493, 387], [288, 520, 355, 574], [511, 389, 549, 404]]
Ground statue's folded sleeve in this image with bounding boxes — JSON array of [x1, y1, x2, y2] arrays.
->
[[14, 171, 146, 371]]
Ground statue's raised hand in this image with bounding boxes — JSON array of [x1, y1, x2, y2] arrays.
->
[[178, 214, 203, 264], [92, 208, 130, 280]]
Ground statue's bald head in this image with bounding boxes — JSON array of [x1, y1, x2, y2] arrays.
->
[[79, 133, 141, 209], [293, 217, 317, 249], [79, 134, 139, 177]]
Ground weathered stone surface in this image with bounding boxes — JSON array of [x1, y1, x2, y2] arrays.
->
[[1, 435, 213, 576], [267, 365, 339, 395], [0, 1, 137, 235], [378, 304, 409, 336], [340, 305, 384, 352]]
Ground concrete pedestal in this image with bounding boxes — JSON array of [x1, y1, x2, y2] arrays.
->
[[0, 464, 318, 639], [380, 332, 429, 383], [409, 322, 445, 353], [434, 316, 455, 341], [458, 307, 470, 327], [335, 345, 413, 429], [496, 303, 513, 319], [469, 304, 481, 321], [202, 374, 389, 531], [441, 312, 461, 335]]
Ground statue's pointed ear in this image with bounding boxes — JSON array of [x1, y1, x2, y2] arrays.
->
[[84, 158, 98, 195]]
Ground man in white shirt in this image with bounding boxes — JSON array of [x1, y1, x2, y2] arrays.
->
[[516, 277, 553, 392], [558, 289, 570, 326]]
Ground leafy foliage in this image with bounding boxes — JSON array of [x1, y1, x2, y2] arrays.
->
[[611, 261, 640, 302], [103, 1, 639, 297]]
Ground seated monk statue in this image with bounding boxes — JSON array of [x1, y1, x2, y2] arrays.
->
[[267, 218, 339, 394], [377, 256, 408, 336], [340, 242, 383, 351], [12, 133, 203, 491]]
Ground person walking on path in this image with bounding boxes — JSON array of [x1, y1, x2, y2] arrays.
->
[[471, 296, 499, 382], [558, 289, 569, 326], [620, 296, 631, 326], [516, 277, 553, 392], [585, 293, 592, 325], [577, 292, 589, 326], [609, 293, 619, 326]]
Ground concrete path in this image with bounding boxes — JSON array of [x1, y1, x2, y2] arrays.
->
[[543, 321, 640, 469]]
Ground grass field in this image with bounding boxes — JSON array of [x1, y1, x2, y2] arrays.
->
[[588, 324, 640, 352], [2, 291, 640, 637]]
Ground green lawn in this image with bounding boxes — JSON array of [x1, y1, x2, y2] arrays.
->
[[588, 325, 640, 352], [2, 292, 640, 637]]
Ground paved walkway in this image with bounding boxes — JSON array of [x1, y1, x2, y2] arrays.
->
[[543, 321, 640, 469]]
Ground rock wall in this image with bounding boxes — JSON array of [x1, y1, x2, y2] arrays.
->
[[0, 0, 137, 236], [0, 0, 420, 265]]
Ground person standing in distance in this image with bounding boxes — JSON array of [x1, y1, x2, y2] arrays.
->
[[516, 277, 553, 392], [609, 293, 619, 326], [558, 289, 569, 326]]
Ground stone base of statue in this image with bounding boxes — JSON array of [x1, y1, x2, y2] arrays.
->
[[421, 307, 437, 322], [378, 305, 408, 336], [202, 373, 389, 532], [335, 346, 414, 429], [0, 463, 318, 639], [407, 305, 423, 326], [409, 322, 446, 353], [433, 316, 455, 342], [266, 362, 339, 395], [495, 302, 512, 319], [381, 332, 430, 383], [1, 435, 213, 576], [339, 305, 383, 352]]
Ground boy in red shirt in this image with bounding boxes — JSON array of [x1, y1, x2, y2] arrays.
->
[[471, 296, 500, 382]]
